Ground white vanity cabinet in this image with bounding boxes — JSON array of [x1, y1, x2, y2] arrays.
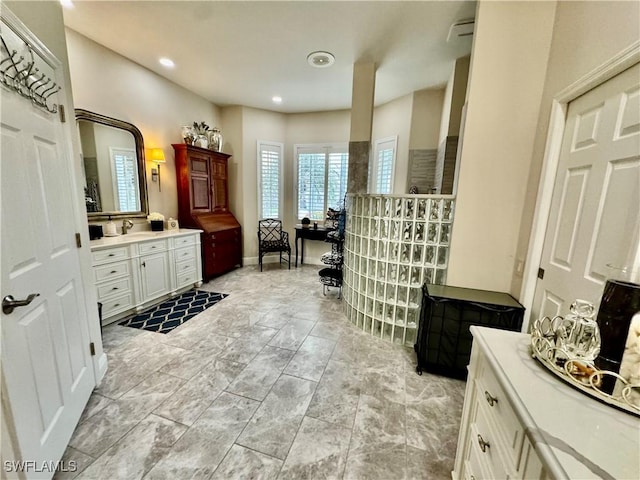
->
[[90, 229, 203, 323], [453, 327, 639, 480]]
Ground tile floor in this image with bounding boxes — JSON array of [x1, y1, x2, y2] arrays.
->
[[58, 264, 466, 480]]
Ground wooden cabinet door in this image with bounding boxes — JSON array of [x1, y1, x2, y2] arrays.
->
[[210, 157, 228, 213], [211, 177, 228, 213], [189, 155, 211, 212]]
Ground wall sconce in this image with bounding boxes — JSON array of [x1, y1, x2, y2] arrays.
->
[[148, 148, 166, 191]]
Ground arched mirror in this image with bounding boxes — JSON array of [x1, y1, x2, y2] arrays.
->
[[76, 109, 149, 219]]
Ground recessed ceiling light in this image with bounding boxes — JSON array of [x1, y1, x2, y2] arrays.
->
[[272, 96, 283, 104], [307, 51, 335, 68], [159, 57, 175, 68], [60, 0, 74, 8]]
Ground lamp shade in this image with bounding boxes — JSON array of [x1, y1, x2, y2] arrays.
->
[[149, 148, 166, 163]]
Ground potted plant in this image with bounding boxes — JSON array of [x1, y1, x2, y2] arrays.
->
[[147, 212, 165, 231]]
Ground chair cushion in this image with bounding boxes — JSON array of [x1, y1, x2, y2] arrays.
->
[[260, 240, 290, 252]]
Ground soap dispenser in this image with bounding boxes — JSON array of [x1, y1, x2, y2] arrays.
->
[[104, 215, 117, 236]]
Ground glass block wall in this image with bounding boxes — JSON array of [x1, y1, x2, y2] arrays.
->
[[343, 194, 455, 346]]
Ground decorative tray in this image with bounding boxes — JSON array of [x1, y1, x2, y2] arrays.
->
[[530, 315, 639, 417]]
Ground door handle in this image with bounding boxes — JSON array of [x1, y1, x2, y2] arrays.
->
[[2, 293, 40, 314]]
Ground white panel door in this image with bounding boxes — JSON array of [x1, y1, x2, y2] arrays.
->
[[1, 33, 95, 480], [533, 63, 640, 320]]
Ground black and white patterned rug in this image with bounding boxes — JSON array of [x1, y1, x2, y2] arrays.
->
[[119, 290, 228, 334]]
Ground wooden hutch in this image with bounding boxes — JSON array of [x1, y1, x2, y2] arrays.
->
[[172, 144, 242, 280]]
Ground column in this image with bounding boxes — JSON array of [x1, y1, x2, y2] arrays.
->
[[347, 62, 376, 193]]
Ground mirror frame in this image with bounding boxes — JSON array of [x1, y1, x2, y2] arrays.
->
[[76, 109, 149, 220]]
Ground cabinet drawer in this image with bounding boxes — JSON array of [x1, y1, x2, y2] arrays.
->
[[96, 277, 132, 301], [176, 258, 196, 275], [173, 235, 196, 248], [464, 431, 492, 480], [209, 229, 239, 243], [177, 270, 198, 288], [175, 245, 196, 262], [101, 292, 135, 318], [92, 246, 129, 265], [470, 399, 510, 480], [139, 239, 167, 254], [475, 358, 523, 465], [94, 260, 130, 283]]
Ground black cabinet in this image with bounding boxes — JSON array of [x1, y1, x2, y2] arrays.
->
[[415, 284, 524, 379]]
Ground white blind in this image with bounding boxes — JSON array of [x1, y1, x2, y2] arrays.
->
[[258, 141, 283, 219], [296, 145, 348, 220], [372, 137, 397, 194], [111, 148, 139, 211]]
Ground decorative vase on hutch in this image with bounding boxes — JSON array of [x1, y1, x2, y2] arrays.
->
[[181, 125, 195, 145], [209, 128, 223, 152], [194, 134, 209, 149]]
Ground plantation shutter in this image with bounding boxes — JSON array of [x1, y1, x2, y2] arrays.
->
[[111, 148, 139, 211], [258, 141, 283, 219], [295, 144, 349, 220], [373, 137, 397, 194], [327, 150, 349, 210], [297, 150, 326, 220]]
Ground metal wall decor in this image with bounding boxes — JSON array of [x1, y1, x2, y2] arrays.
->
[[0, 22, 60, 114]]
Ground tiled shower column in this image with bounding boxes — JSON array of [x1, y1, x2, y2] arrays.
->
[[342, 194, 455, 346]]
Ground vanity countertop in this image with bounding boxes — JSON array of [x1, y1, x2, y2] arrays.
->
[[471, 326, 639, 480], [89, 228, 203, 251]]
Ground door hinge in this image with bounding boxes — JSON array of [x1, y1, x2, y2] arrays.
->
[[59, 104, 66, 123], [537, 268, 545, 280], [89, 342, 96, 356], [75, 232, 82, 248]]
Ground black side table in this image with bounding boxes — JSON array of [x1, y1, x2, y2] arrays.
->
[[294, 225, 331, 266], [415, 284, 525, 379]]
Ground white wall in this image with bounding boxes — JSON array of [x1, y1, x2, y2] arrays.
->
[[512, 0, 640, 296], [409, 88, 445, 150], [372, 94, 413, 194], [447, 0, 556, 293], [66, 29, 220, 226], [238, 107, 287, 259]]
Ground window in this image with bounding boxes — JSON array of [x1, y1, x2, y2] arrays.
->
[[109, 147, 140, 211], [295, 144, 348, 220], [257, 141, 283, 219], [371, 136, 397, 194]]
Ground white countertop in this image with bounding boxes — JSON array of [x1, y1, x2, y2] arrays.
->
[[89, 228, 202, 251], [471, 326, 639, 480]]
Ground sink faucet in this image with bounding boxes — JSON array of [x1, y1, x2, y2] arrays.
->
[[122, 219, 134, 235]]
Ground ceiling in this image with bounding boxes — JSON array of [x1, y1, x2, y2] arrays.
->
[[62, 1, 476, 113]]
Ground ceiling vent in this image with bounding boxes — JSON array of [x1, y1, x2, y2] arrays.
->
[[307, 51, 335, 68], [447, 19, 475, 43]]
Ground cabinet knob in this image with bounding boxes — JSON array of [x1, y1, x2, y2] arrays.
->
[[484, 390, 498, 407], [477, 434, 490, 453], [141, 261, 146, 268], [110, 270, 117, 274]]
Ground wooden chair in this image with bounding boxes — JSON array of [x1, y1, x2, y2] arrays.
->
[[257, 219, 291, 271]]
